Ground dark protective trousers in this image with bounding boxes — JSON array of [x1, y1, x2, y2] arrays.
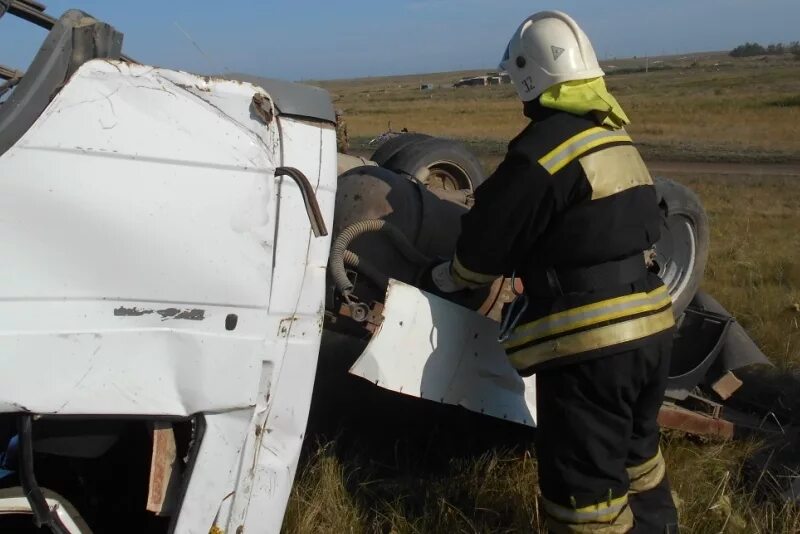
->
[[535, 332, 679, 533]]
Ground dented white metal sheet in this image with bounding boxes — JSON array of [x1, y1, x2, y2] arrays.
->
[[1, 60, 279, 306], [350, 280, 538, 427], [0, 59, 281, 417], [0, 58, 337, 534], [220, 117, 337, 534]]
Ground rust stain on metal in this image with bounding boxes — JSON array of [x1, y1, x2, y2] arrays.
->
[[657, 404, 734, 440], [278, 316, 297, 337], [365, 302, 385, 334], [337, 301, 384, 334], [252, 93, 274, 124]]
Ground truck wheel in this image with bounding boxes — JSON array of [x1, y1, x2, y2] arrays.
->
[[370, 133, 431, 166], [653, 177, 710, 317], [383, 138, 485, 192]]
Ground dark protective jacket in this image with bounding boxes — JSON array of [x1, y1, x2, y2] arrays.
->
[[451, 108, 675, 375]]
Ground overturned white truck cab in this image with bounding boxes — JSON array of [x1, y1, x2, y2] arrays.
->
[[0, 4, 782, 533], [0, 6, 339, 533]]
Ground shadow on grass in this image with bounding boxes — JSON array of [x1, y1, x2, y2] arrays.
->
[[288, 330, 800, 533], [289, 332, 541, 532]]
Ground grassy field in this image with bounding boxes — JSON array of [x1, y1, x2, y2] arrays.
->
[[319, 52, 800, 164], [284, 55, 800, 533]]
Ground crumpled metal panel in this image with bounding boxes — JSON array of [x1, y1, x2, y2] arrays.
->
[[222, 73, 335, 123], [350, 280, 537, 427], [0, 59, 336, 534]]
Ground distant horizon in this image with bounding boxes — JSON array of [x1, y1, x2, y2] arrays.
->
[[1, 1, 798, 82], [300, 50, 734, 83]]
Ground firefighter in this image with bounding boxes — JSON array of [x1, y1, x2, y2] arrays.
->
[[422, 11, 679, 533]]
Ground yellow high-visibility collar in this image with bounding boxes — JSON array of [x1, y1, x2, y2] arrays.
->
[[539, 77, 631, 129]]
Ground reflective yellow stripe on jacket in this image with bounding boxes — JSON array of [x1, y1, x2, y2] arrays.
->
[[504, 286, 675, 372], [538, 126, 632, 175]]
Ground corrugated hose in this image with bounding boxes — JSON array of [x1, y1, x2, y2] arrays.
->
[[343, 250, 390, 292], [330, 219, 431, 299]]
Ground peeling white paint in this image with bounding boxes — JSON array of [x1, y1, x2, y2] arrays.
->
[[0, 60, 336, 534]]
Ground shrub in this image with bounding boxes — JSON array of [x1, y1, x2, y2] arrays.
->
[[730, 41, 799, 58], [730, 42, 766, 57]]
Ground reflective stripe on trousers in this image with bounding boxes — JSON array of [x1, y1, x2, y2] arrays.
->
[[541, 494, 634, 533], [627, 448, 667, 494]]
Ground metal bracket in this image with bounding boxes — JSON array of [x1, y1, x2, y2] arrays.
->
[[338, 301, 384, 333], [17, 415, 71, 534]]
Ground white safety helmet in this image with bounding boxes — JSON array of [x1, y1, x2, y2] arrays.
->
[[499, 11, 604, 102]]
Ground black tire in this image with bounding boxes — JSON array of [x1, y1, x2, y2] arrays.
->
[[382, 137, 485, 192], [370, 133, 432, 166], [653, 176, 710, 317]]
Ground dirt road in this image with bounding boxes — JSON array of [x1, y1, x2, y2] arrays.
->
[[647, 161, 800, 177]]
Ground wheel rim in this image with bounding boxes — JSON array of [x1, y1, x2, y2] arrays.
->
[[656, 213, 697, 305], [422, 161, 472, 192]]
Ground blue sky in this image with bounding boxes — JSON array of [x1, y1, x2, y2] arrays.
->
[[2, 1, 799, 81]]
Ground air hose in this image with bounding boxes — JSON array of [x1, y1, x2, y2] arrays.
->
[[330, 219, 432, 299], [342, 250, 391, 292]]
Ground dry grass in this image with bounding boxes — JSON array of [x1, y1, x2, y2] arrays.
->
[[285, 444, 546, 534], [286, 57, 800, 533], [663, 437, 800, 533], [673, 173, 800, 370], [319, 54, 800, 163], [283, 446, 365, 533], [286, 174, 800, 533], [285, 438, 800, 533]]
